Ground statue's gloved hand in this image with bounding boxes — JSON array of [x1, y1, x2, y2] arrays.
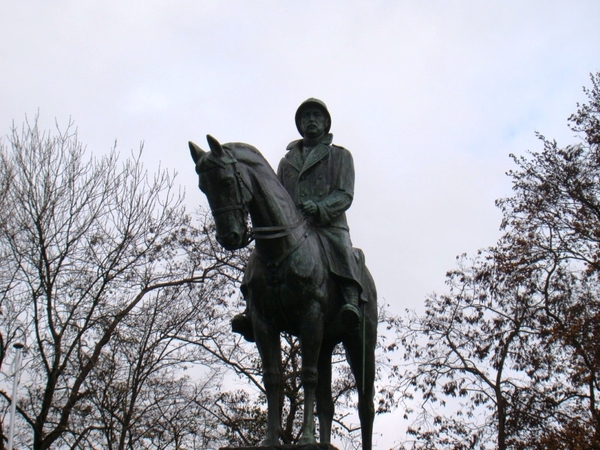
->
[[298, 200, 318, 217]]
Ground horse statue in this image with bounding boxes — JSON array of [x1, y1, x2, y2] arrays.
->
[[189, 135, 377, 449]]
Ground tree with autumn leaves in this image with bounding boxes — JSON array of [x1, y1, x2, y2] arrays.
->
[[400, 73, 600, 449]]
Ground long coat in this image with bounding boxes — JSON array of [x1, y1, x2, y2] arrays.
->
[[277, 133, 363, 294]]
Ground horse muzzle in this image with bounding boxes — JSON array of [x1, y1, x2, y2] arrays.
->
[[216, 230, 251, 250]]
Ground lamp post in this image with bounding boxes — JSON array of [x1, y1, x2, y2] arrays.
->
[[7, 342, 24, 450]]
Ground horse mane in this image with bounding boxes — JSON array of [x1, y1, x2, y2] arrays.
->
[[224, 142, 267, 165], [199, 142, 276, 177]]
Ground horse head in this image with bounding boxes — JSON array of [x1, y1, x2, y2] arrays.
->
[[189, 135, 253, 250]]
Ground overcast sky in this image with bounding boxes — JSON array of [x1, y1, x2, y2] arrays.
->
[[2, 1, 600, 446]]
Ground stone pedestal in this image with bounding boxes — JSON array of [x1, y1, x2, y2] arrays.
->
[[220, 445, 338, 450]]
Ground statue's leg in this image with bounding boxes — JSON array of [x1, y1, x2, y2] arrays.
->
[[343, 303, 376, 450], [316, 340, 335, 444], [253, 313, 282, 446], [297, 302, 325, 445], [340, 281, 361, 333]]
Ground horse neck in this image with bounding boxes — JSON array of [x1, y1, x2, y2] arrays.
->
[[245, 162, 304, 250]]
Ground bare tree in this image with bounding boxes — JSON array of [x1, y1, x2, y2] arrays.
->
[[0, 116, 402, 449], [0, 118, 240, 449], [400, 252, 563, 449], [400, 73, 600, 449]]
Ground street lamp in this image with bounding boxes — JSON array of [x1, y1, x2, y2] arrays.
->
[[7, 342, 25, 450]]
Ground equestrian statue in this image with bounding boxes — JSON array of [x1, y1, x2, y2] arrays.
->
[[189, 98, 377, 449]]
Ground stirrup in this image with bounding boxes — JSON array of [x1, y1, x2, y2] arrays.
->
[[340, 304, 361, 333]]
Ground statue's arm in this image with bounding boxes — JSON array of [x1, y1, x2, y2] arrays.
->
[[314, 148, 355, 226]]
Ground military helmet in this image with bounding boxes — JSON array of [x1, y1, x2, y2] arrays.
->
[[295, 98, 331, 136]]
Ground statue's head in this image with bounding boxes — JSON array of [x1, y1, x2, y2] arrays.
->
[[295, 98, 331, 138]]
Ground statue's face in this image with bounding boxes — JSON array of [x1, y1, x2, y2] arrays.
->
[[300, 107, 327, 138]]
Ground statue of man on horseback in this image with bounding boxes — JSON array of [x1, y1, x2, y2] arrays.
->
[[190, 99, 378, 449], [233, 98, 364, 340]]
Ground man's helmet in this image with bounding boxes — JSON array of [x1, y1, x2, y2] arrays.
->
[[295, 98, 331, 136]]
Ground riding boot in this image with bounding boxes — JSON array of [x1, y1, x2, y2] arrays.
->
[[340, 283, 361, 334], [231, 309, 255, 342]]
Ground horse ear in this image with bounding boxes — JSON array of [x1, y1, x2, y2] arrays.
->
[[206, 134, 225, 158], [189, 141, 206, 164]]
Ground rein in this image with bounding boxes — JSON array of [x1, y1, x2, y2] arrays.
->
[[225, 162, 310, 266], [252, 218, 310, 268], [252, 218, 306, 240], [203, 151, 310, 264], [211, 204, 247, 215]]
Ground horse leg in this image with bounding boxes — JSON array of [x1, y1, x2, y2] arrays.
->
[[253, 313, 282, 446], [316, 341, 335, 444], [344, 314, 376, 450], [297, 303, 324, 445]]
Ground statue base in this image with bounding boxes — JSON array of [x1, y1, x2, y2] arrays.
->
[[220, 445, 338, 450]]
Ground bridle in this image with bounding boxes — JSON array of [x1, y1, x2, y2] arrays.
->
[[221, 160, 310, 269], [202, 155, 306, 247], [204, 159, 254, 247]]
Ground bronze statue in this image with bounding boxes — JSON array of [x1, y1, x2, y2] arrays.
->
[[189, 99, 377, 449], [280, 98, 364, 331]]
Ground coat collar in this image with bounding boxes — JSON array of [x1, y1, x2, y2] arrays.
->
[[285, 134, 333, 173]]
